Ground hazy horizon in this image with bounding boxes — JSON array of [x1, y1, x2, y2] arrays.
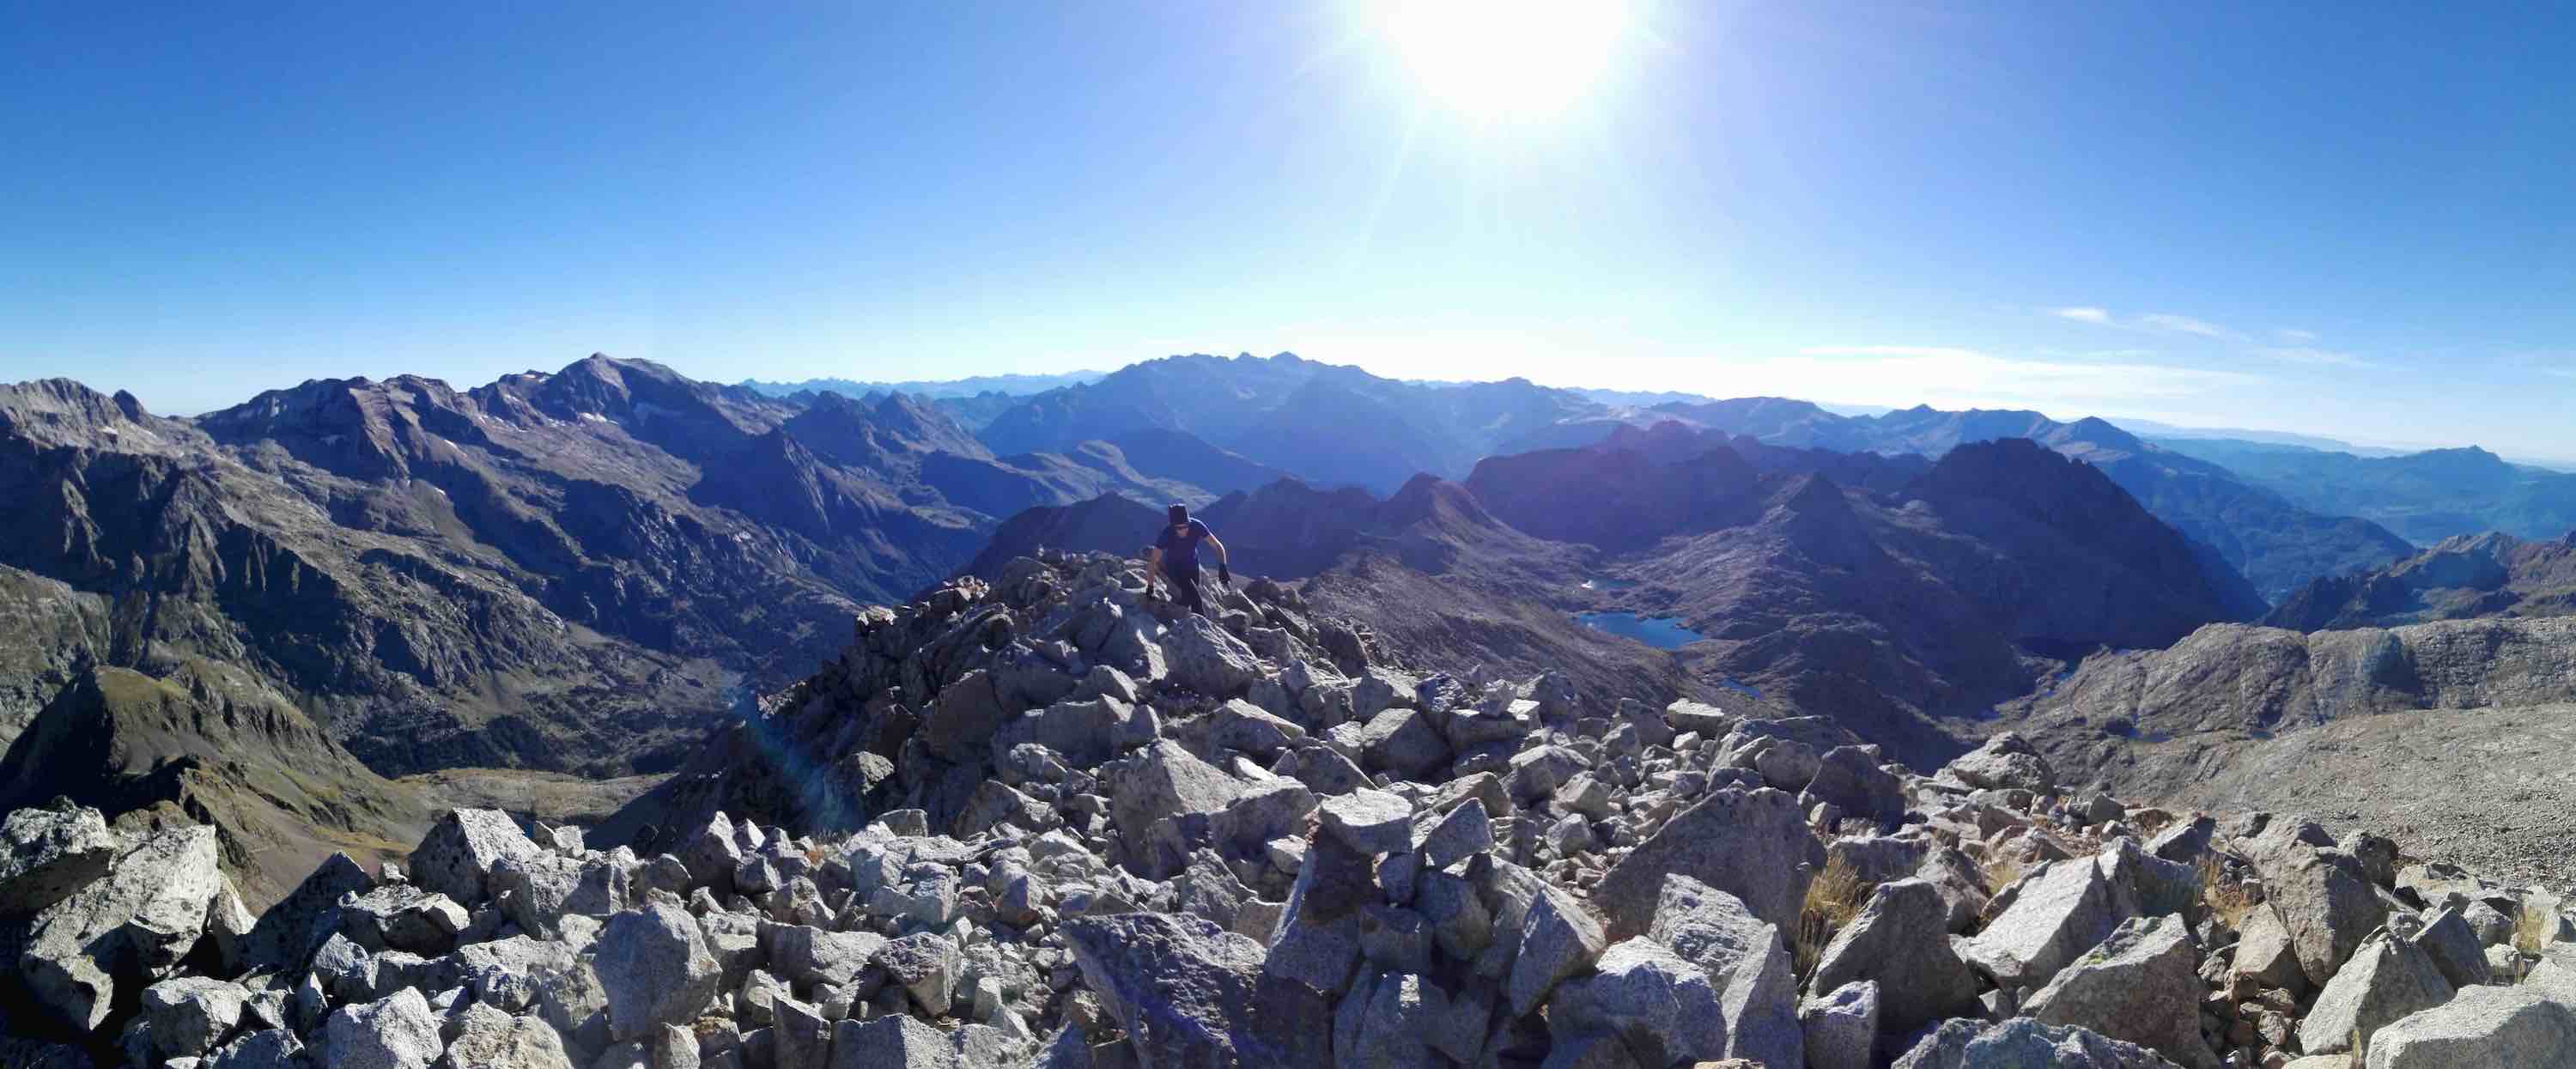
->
[[9, 3, 2575, 456]]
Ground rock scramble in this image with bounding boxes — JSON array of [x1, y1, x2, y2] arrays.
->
[[9, 550, 2576, 1067]]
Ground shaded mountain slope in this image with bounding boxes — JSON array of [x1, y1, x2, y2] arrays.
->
[[1462, 437, 2257, 762], [0, 566, 107, 750], [2158, 438, 2576, 546], [961, 493, 1167, 578], [2263, 531, 2576, 630], [0, 358, 1236, 787], [1558, 401, 2410, 601], [0, 659, 432, 907]]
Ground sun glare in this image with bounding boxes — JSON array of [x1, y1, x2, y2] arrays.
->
[[1380, 0, 1634, 124]]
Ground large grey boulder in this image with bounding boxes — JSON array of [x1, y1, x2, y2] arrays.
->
[[830, 1015, 951, 1069], [922, 668, 1014, 762], [2095, 839, 2201, 924], [18, 823, 223, 1033], [434, 1010, 574, 1069], [1894, 1017, 2183, 1068], [321, 987, 443, 1069], [1316, 788, 1413, 857], [1506, 884, 1609, 1017], [1063, 912, 1329, 1067], [875, 931, 963, 1017], [341, 883, 471, 956], [2025, 914, 2217, 1069], [759, 924, 888, 990], [1163, 615, 1263, 698], [1810, 878, 1979, 1034], [2248, 835, 2386, 987], [594, 901, 722, 1043], [241, 851, 372, 972], [410, 809, 543, 906], [1645, 875, 1801, 1069], [2405, 907, 2490, 993], [1801, 746, 1906, 824], [129, 976, 251, 1063], [1959, 855, 2135, 991], [1206, 698, 1303, 757], [490, 851, 587, 939], [1107, 741, 1247, 851], [996, 695, 1157, 768], [2295, 926, 2457, 1056], [1595, 787, 1820, 939], [1939, 732, 2055, 792], [0, 803, 116, 915], [1334, 970, 1443, 1068], [1419, 797, 1495, 870], [2365, 984, 2576, 1068], [1801, 981, 1879, 1069], [1358, 707, 1449, 779], [1546, 938, 1728, 1066], [2231, 900, 2308, 993], [208, 1029, 308, 1069]]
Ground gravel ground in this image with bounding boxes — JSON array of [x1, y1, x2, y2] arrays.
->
[[2067, 703, 2576, 893]]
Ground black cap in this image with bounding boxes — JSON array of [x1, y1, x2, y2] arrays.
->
[[1168, 503, 1189, 524]]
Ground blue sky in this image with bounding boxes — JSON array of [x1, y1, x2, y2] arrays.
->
[[4, 3, 2573, 457]]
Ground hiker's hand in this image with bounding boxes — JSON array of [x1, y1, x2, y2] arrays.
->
[[1217, 563, 1231, 586]]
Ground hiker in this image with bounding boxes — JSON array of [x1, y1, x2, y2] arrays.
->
[[1145, 502, 1229, 616]]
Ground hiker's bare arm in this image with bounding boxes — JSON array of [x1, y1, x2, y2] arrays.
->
[[1206, 533, 1228, 565], [1145, 545, 1163, 581]]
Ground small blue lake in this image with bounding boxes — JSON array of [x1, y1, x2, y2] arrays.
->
[[1579, 577, 1639, 592], [1573, 611, 1705, 650]]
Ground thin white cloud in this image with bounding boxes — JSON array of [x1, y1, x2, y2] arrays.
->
[[2136, 313, 2241, 341], [2052, 307, 2372, 366], [2254, 346, 2366, 367]]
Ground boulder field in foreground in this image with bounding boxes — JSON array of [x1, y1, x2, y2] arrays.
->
[[3, 550, 2576, 1068]]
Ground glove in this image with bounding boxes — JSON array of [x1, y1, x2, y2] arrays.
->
[[1217, 563, 1232, 586]]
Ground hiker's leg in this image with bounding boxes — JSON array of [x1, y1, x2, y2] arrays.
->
[[1167, 563, 1205, 615]]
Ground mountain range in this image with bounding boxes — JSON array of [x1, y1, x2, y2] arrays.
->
[[977, 352, 1601, 494], [2156, 438, 2576, 546], [21, 348, 2576, 908]]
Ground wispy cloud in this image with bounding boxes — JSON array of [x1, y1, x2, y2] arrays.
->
[[2052, 307, 2371, 366], [2135, 313, 2241, 341], [2254, 346, 2365, 367]]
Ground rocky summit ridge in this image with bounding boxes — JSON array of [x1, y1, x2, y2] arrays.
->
[[3, 552, 2575, 1068]]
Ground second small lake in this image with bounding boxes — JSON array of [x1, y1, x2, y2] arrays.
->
[[1572, 611, 1705, 650]]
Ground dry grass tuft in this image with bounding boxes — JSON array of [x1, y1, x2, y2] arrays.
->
[[2516, 899, 2555, 957], [1979, 849, 2026, 897], [2199, 856, 2259, 931], [1795, 856, 1874, 981]]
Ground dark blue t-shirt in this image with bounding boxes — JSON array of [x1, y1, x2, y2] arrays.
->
[[1155, 518, 1213, 568]]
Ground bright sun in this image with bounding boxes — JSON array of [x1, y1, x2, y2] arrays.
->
[[1379, 0, 1635, 124]]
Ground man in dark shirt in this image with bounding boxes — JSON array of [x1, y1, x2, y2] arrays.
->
[[1145, 502, 1229, 616]]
